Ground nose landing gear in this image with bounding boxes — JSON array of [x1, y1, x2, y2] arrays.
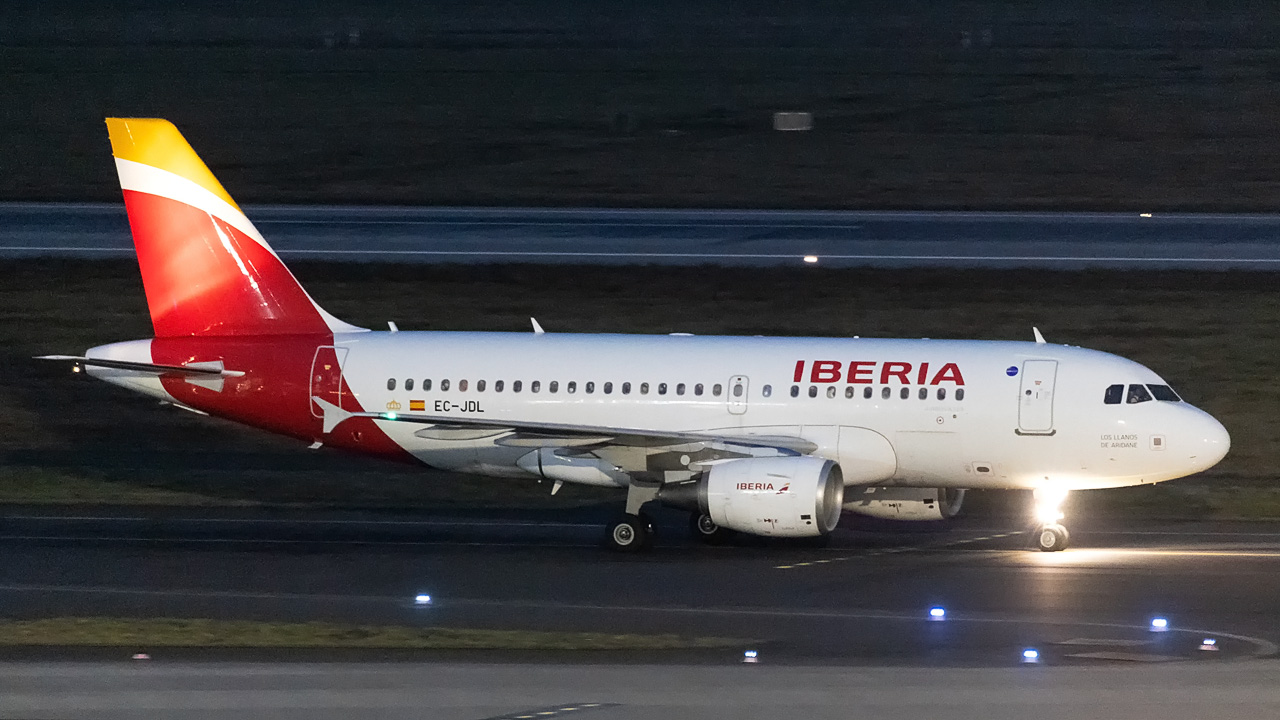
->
[[1031, 487, 1070, 552]]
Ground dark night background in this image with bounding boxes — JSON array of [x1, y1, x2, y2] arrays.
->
[[6, 0, 1280, 210]]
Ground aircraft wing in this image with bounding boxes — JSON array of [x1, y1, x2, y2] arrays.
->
[[311, 396, 816, 456]]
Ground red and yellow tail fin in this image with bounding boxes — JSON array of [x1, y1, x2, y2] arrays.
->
[[106, 118, 361, 337]]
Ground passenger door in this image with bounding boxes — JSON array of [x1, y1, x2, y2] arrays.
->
[[1017, 359, 1058, 435], [310, 346, 350, 417]]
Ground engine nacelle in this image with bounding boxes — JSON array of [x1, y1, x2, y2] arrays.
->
[[843, 487, 966, 521], [659, 457, 844, 537]]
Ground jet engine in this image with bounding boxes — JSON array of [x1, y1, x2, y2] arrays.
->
[[843, 487, 966, 521], [659, 456, 844, 537]]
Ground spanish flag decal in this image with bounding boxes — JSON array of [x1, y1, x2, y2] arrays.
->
[[409, 400, 425, 412]]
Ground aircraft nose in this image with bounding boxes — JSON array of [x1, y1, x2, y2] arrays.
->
[[1188, 410, 1230, 473]]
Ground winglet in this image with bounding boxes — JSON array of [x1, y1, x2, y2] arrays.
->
[[531, 317, 545, 334], [1032, 327, 1047, 344]]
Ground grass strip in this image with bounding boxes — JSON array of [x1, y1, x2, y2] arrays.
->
[[0, 617, 741, 651]]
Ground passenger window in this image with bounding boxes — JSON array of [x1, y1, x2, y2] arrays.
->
[[919, 387, 928, 400], [495, 380, 504, 392], [863, 387, 872, 399], [899, 387, 910, 399], [622, 382, 631, 394], [1147, 384, 1181, 402], [956, 388, 965, 401], [826, 386, 837, 399], [477, 380, 486, 392], [881, 387, 891, 399], [441, 379, 450, 391], [658, 383, 668, 395], [732, 384, 743, 398], [713, 384, 722, 397], [676, 383, 686, 395], [694, 383, 704, 396], [405, 378, 414, 391], [1127, 384, 1153, 404], [513, 380, 522, 393], [937, 388, 946, 400], [387, 378, 396, 391], [845, 387, 855, 399], [423, 379, 432, 391], [567, 381, 576, 393], [459, 379, 468, 392], [1103, 384, 1124, 405], [531, 381, 540, 393], [549, 381, 558, 393], [604, 382, 613, 394], [790, 385, 799, 397], [808, 386, 818, 398], [586, 382, 595, 394], [762, 384, 772, 397]]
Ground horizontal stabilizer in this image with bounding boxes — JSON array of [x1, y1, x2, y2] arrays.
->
[[36, 355, 245, 377]]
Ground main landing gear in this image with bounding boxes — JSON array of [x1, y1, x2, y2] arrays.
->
[[1031, 487, 1070, 552], [689, 512, 734, 545], [604, 480, 737, 551], [605, 481, 660, 552]]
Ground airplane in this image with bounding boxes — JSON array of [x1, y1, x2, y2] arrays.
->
[[39, 118, 1231, 553]]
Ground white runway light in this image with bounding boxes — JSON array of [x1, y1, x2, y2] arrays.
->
[[1199, 638, 1218, 651], [928, 607, 946, 621], [803, 255, 818, 264], [743, 649, 759, 663], [1150, 617, 1169, 632], [414, 593, 433, 606], [1021, 649, 1040, 663], [131, 653, 150, 661]]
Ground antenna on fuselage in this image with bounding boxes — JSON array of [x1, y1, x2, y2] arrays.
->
[[1032, 327, 1046, 344]]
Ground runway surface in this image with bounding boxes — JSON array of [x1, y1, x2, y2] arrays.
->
[[5, 661, 1280, 720], [3, 508, 1280, 717], [6, 202, 1280, 268], [0, 507, 1276, 668]]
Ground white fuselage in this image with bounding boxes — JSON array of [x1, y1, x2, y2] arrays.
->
[[309, 332, 1228, 492]]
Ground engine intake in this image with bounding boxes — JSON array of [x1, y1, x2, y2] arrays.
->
[[659, 456, 844, 537]]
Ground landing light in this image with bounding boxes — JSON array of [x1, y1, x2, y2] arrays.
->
[[1150, 617, 1168, 632], [928, 607, 946, 621], [414, 593, 433, 606], [743, 649, 759, 663], [1022, 648, 1040, 663]]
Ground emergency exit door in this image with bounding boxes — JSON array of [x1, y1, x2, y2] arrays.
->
[[727, 375, 749, 415], [1017, 359, 1057, 434]]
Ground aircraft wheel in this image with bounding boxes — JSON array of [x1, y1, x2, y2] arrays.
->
[[689, 512, 733, 545], [606, 514, 650, 552], [1035, 523, 1070, 552]]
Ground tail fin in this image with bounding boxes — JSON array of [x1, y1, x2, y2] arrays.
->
[[106, 118, 362, 337]]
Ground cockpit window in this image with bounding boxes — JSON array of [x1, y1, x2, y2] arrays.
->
[[1126, 384, 1153, 404], [1103, 384, 1123, 405], [1147, 384, 1182, 402]]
